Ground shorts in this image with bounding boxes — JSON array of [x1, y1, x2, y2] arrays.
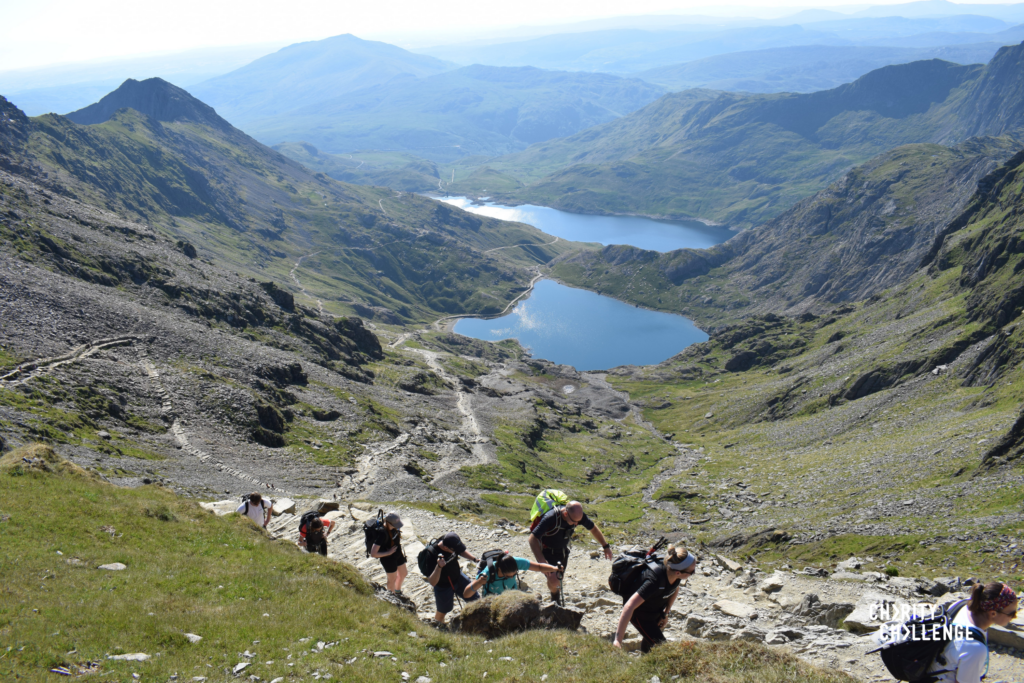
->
[[380, 550, 407, 574], [433, 572, 479, 614], [541, 545, 569, 571]]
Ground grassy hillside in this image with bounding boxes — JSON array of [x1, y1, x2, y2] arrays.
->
[[487, 44, 1024, 228], [0, 445, 853, 683], [573, 147, 1024, 577], [3, 81, 587, 324]]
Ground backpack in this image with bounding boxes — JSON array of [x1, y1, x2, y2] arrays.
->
[[870, 599, 986, 682], [476, 549, 518, 595], [362, 509, 385, 558], [299, 510, 322, 538], [608, 538, 667, 599], [529, 489, 569, 529], [241, 496, 267, 517], [418, 537, 445, 577]]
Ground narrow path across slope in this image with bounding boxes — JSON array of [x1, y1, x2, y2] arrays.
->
[[483, 235, 560, 253], [140, 353, 285, 494], [0, 336, 137, 386], [432, 269, 545, 331], [290, 251, 324, 317], [408, 348, 492, 470]]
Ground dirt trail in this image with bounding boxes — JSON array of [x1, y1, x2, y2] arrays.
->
[[409, 348, 492, 469], [140, 354, 285, 494], [290, 252, 324, 317]]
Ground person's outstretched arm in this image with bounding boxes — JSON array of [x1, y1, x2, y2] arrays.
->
[[589, 525, 613, 560], [527, 561, 557, 573], [465, 573, 487, 598], [613, 593, 645, 648]]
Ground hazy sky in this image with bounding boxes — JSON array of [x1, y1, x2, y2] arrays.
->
[[2, 0, 1018, 72]]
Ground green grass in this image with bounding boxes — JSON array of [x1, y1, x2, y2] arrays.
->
[[459, 407, 677, 538], [0, 446, 853, 683]]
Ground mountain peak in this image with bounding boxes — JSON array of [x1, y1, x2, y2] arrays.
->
[[65, 77, 231, 131]]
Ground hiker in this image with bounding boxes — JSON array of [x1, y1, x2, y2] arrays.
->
[[926, 581, 1018, 683], [370, 511, 408, 593], [464, 551, 559, 598], [422, 532, 480, 624], [529, 500, 613, 602], [612, 545, 696, 652], [298, 512, 333, 556], [236, 492, 272, 528]]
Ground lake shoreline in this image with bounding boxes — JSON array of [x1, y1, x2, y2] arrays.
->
[[453, 278, 709, 371], [428, 192, 737, 230]]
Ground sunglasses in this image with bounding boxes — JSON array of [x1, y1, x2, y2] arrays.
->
[[1001, 608, 1018, 618]]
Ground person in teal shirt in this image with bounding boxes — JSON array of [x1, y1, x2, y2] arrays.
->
[[463, 553, 559, 597]]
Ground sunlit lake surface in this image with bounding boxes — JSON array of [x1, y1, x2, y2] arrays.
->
[[454, 279, 709, 371], [437, 196, 733, 252]]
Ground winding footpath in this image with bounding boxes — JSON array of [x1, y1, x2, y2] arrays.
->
[[290, 252, 324, 317], [139, 352, 285, 493]]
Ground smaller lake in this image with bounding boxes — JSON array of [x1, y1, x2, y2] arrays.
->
[[454, 279, 708, 371], [436, 196, 733, 253]]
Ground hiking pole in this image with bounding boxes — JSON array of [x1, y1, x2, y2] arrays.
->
[[556, 562, 565, 607]]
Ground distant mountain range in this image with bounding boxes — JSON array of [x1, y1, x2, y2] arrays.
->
[[188, 34, 455, 125], [482, 43, 1024, 229], [416, 16, 1024, 73], [636, 43, 1005, 93], [238, 64, 665, 162]]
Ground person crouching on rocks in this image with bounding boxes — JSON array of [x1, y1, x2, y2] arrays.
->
[[464, 552, 559, 598], [613, 546, 696, 653], [425, 533, 480, 624], [298, 514, 333, 556], [926, 581, 1018, 683], [370, 511, 408, 595]]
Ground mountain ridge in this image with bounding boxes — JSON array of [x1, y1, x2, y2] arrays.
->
[[65, 77, 232, 132], [485, 43, 1024, 229]]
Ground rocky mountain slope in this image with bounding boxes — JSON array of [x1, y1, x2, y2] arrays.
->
[[548, 135, 1021, 323], [5, 79, 586, 324], [555, 146, 1024, 592], [486, 42, 1024, 229]]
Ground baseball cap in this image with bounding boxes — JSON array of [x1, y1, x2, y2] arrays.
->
[[441, 532, 466, 554]]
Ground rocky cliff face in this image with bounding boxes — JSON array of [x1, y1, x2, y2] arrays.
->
[[955, 41, 1024, 140]]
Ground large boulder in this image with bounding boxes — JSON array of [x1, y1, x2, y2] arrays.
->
[[844, 593, 910, 633], [537, 603, 585, 630], [787, 593, 854, 628], [458, 592, 541, 637]]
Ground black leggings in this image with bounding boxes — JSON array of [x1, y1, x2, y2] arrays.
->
[[630, 612, 667, 653]]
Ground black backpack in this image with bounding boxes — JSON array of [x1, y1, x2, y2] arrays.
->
[[241, 496, 266, 517], [299, 510, 322, 539], [476, 549, 517, 594], [418, 537, 445, 577], [363, 509, 385, 558], [871, 599, 986, 682], [608, 538, 667, 599]]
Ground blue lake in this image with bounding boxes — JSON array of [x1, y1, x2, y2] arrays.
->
[[437, 196, 734, 252], [454, 280, 709, 371]]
